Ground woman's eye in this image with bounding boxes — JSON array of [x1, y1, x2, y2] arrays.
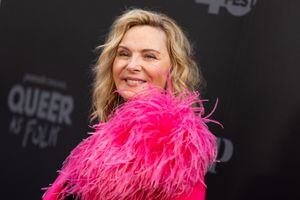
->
[[145, 54, 157, 59], [118, 51, 129, 57]]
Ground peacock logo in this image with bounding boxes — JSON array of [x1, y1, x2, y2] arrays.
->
[[195, 0, 257, 16]]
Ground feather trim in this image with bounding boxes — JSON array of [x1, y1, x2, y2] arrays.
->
[[43, 87, 219, 200]]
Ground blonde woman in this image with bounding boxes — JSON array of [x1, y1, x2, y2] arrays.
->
[[43, 8, 218, 200]]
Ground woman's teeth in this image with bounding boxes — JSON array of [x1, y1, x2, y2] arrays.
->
[[125, 79, 146, 86]]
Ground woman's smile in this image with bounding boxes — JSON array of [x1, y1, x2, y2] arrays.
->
[[123, 77, 147, 87]]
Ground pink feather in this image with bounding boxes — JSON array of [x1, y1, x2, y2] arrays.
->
[[43, 87, 219, 200]]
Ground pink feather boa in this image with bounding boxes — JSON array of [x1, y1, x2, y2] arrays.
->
[[43, 87, 219, 200]]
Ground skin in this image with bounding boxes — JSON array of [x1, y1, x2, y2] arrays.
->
[[112, 25, 171, 100]]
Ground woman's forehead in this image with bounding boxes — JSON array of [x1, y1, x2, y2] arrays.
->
[[119, 25, 168, 52]]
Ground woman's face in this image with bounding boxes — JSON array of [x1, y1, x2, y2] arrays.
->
[[112, 25, 171, 100]]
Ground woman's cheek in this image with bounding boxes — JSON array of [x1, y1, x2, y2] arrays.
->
[[155, 69, 168, 87]]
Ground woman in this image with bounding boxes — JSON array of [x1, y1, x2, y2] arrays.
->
[[43, 8, 218, 200]]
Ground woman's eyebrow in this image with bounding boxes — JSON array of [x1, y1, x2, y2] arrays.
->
[[117, 45, 129, 50], [142, 49, 161, 54], [118, 45, 160, 54]]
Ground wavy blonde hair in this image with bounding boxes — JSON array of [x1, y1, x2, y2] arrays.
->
[[91, 8, 204, 122]]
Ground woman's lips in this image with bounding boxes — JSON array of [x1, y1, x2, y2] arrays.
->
[[125, 78, 147, 86]]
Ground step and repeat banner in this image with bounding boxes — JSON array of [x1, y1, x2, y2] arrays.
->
[[0, 0, 299, 199]]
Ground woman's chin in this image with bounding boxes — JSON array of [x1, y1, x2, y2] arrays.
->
[[117, 84, 150, 100], [118, 90, 140, 100]]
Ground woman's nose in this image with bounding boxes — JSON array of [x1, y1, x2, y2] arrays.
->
[[126, 56, 142, 72]]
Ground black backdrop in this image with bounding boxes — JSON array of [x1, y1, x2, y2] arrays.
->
[[1, 0, 299, 199]]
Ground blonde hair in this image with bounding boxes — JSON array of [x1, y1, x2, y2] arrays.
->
[[91, 8, 204, 122]]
